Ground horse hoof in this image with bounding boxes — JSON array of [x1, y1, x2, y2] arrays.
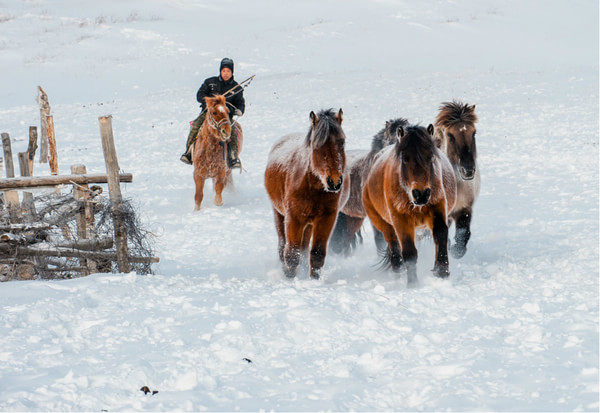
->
[[450, 244, 466, 259], [284, 267, 296, 279], [407, 274, 419, 288], [214, 197, 223, 206], [433, 265, 450, 278]]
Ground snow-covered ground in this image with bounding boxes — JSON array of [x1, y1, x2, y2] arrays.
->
[[0, 0, 598, 411]]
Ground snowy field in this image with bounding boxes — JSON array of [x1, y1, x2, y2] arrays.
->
[[0, 0, 598, 411]]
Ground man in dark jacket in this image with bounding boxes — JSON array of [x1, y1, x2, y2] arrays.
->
[[180, 57, 245, 167]]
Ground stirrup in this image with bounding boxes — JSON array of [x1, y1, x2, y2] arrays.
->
[[180, 153, 192, 165], [229, 158, 241, 169]]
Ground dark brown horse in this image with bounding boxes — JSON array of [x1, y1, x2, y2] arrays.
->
[[363, 124, 456, 287], [192, 94, 244, 210], [330, 118, 408, 256], [264, 109, 349, 279], [434, 101, 479, 258]]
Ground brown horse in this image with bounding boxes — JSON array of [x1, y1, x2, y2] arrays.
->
[[434, 101, 479, 258], [330, 118, 408, 256], [363, 124, 456, 287], [192, 94, 244, 210], [264, 108, 349, 279]]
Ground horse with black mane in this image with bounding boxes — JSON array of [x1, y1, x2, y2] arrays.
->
[[264, 108, 349, 279], [330, 118, 408, 256], [363, 124, 456, 287], [434, 101, 479, 258]]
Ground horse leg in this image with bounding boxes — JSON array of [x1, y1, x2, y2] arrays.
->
[[391, 217, 418, 287], [344, 216, 365, 256], [283, 217, 304, 278], [329, 212, 348, 255], [193, 174, 205, 211], [431, 210, 451, 278], [213, 172, 227, 206], [330, 213, 364, 256], [450, 208, 472, 259], [372, 224, 387, 255], [273, 209, 286, 263], [364, 200, 403, 272], [308, 214, 337, 279]]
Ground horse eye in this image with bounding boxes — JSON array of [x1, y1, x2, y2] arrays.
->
[[447, 133, 455, 142]]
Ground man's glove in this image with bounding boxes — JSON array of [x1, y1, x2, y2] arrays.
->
[[234, 109, 243, 117]]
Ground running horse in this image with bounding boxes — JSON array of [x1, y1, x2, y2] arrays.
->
[[192, 94, 244, 210], [433, 101, 479, 258], [330, 118, 408, 256], [362, 124, 456, 287], [264, 108, 349, 279]]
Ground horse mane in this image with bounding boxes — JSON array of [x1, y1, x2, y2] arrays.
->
[[305, 108, 344, 148], [394, 125, 436, 164], [371, 118, 409, 153], [206, 94, 227, 108], [435, 100, 478, 128]]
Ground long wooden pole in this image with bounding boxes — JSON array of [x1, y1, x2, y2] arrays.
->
[[0, 173, 133, 190], [98, 115, 130, 273], [1, 132, 20, 219], [47, 115, 58, 175], [0, 243, 159, 263], [37, 86, 49, 163]]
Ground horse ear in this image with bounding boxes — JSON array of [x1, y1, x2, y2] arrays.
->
[[397, 126, 405, 141], [310, 111, 318, 126], [336, 109, 343, 125], [427, 124, 435, 136]]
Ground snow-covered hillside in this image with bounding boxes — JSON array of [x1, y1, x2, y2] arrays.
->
[[0, 0, 598, 411]]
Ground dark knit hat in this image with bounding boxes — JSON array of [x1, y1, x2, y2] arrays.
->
[[219, 57, 234, 73]]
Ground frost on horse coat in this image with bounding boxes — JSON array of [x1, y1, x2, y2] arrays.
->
[[434, 100, 479, 258], [264, 109, 349, 279], [362, 124, 456, 287], [192, 94, 244, 210]]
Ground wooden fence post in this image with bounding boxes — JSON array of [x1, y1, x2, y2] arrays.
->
[[47, 116, 58, 175], [27, 126, 38, 175], [37, 86, 49, 164], [18, 152, 36, 219], [1, 133, 21, 221], [98, 115, 130, 273], [72, 164, 97, 275]]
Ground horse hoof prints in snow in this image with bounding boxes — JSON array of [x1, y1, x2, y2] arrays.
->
[[433, 101, 479, 259], [264, 108, 349, 279], [362, 124, 457, 287], [192, 94, 244, 210]]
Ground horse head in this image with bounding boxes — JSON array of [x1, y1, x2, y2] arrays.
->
[[204, 95, 232, 141], [397, 124, 437, 206], [435, 101, 478, 181], [307, 109, 346, 193]]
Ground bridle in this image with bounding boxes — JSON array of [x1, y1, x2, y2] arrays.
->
[[206, 108, 231, 135]]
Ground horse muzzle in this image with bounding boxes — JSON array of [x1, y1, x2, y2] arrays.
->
[[325, 176, 343, 193], [411, 188, 431, 206], [458, 166, 476, 181]]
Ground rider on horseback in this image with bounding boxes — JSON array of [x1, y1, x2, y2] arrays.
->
[[180, 57, 245, 168]]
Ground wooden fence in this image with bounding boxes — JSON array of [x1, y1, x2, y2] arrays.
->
[[0, 87, 158, 280]]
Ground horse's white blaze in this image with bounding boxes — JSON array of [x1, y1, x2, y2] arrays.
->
[[218, 105, 227, 114]]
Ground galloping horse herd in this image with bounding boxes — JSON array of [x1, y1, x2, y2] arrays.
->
[[193, 96, 479, 287]]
